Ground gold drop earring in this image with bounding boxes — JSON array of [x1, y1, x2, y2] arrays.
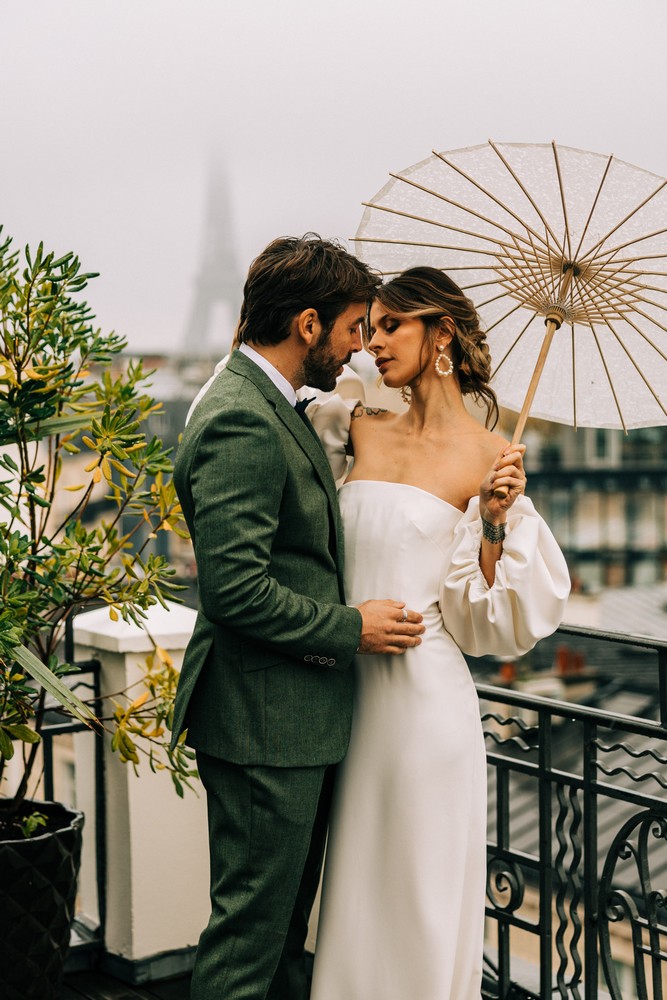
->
[[435, 344, 453, 378]]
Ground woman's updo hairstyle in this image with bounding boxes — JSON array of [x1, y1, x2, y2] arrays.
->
[[375, 266, 499, 429]]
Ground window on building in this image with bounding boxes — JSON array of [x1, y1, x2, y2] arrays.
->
[[575, 491, 602, 550]]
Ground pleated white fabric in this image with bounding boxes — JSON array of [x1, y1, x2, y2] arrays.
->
[[311, 480, 569, 1000]]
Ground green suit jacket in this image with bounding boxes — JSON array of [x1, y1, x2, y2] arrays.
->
[[171, 350, 362, 766]]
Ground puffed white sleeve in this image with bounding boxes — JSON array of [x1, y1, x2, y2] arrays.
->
[[305, 365, 365, 482], [440, 495, 571, 658], [308, 395, 360, 483]]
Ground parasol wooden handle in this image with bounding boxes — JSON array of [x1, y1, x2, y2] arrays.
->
[[493, 314, 561, 499]]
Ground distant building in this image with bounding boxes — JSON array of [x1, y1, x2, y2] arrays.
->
[[523, 422, 667, 591]]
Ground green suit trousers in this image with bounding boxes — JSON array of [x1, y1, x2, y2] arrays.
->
[[190, 753, 335, 1000]]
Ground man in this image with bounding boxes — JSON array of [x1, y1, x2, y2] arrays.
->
[[172, 235, 423, 1000]]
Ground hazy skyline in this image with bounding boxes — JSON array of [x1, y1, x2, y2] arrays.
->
[[2, 0, 667, 353]]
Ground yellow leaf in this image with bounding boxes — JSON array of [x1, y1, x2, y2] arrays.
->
[[129, 690, 150, 712], [64, 483, 86, 491], [109, 458, 136, 478], [155, 645, 174, 667], [109, 607, 119, 622], [82, 436, 97, 450], [92, 467, 102, 483], [101, 456, 111, 480], [84, 458, 99, 472]]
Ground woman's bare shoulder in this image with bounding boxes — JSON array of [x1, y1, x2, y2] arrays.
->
[[459, 426, 509, 479], [485, 428, 510, 454]]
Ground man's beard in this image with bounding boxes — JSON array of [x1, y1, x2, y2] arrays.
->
[[302, 332, 349, 391]]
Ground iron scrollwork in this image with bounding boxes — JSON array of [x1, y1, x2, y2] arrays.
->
[[486, 855, 526, 913], [599, 810, 667, 1000]]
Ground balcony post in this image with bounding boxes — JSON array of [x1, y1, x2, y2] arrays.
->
[[74, 602, 209, 981]]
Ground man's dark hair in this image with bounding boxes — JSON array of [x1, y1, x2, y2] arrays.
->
[[237, 234, 381, 346]]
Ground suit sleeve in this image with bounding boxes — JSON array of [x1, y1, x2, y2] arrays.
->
[[189, 403, 362, 664]]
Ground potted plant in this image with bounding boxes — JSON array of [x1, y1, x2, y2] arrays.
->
[[0, 229, 197, 999]]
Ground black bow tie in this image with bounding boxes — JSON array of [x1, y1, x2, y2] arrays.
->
[[294, 396, 315, 416]]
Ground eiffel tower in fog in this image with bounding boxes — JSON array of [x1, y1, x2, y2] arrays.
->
[[183, 161, 243, 355]]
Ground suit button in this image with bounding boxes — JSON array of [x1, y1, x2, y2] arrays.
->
[[327, 658, 335, 666], [304, 654, 313, 662], [318, 656, 328, 665]]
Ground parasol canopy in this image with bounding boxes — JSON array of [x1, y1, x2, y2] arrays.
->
[[353, 141, 667, 437]]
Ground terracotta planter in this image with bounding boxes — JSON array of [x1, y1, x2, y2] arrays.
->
[[0, 799, 84, 1000]]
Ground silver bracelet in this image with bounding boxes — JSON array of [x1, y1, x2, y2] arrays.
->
[[482, 516, 506, 544]]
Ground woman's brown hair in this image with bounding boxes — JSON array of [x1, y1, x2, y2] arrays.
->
[[374, 266, 499, 429]]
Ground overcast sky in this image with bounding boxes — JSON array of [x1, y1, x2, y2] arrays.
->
[[2, 0, 666, 353]]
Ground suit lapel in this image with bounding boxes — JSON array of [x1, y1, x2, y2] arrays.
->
[[227, 351, 344, 562]]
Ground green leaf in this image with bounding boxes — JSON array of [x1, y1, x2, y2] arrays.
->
[[12, 643, 97, 726], [13, 411, 104, 443], [5, 723, 41, 744], [0, 728, 14, 759]]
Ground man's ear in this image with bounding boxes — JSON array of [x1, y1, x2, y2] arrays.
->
[[294, 308, 322, 346]]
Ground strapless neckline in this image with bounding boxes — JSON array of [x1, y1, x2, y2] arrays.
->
[[339, 478, 465, 516]]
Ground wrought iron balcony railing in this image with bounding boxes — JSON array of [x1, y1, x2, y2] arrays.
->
[[39, 619, 667, 997], [478, 624, 667, 1000]]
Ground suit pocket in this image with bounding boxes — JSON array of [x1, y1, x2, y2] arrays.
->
[[239, 641, 291, 673]]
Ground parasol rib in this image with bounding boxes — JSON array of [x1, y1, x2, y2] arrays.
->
[[578, 177, 667, 264], [606, 252, 667, 264], [623, 279, 667, 297], [482, 298, 527, 334], [527, 229, 559, 303], [577, 270, 654, 315], [589, 225, 667, 261], [603, 319, 667, 419], [573, 269, 635, 328], [611, 288, 667, 314], [489, 312, 538, 377], [488, 140, 565, 255], [366, 192, 536, 256], [430, 149, 554, 253], [622, 307, 667, 353], [474, 289, 523, 311], [505, 233, 551, 297], [376, 264, 524, 276], [353, 236, 514, 259], [552, 142, 572, 263], [619, 313, 667, 363], [387, 172, 543, 253], [572, 154, 614, 262], [576, 274, 667, 362], [616, 268, 667, 277], [572, 256, 663, 309], [459, 277, 516, 292], [587, 322, 628, 432]]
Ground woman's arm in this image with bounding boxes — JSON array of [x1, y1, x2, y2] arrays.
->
[[478, 444, 527, 586]]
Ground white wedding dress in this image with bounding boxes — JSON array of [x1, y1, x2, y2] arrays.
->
[[309, 404, 571, 1000]]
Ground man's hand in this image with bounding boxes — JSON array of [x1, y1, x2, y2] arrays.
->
[[356, 600, 424, 655]]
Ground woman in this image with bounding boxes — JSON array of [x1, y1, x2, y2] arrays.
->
[[309, 268, 570, 1000]]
